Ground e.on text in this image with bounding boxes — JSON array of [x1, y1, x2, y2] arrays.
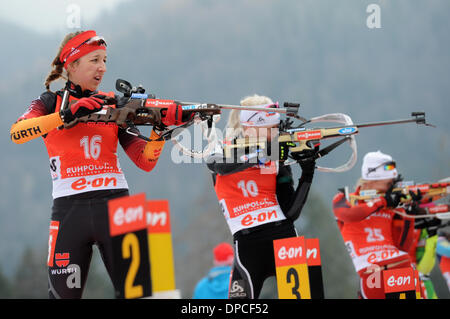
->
[[71, 176, 117, 190], [278, 246, 303, 260], [241, 210, 277, 227], [113, 206, 144, 227], [386, 275, 411, 288]]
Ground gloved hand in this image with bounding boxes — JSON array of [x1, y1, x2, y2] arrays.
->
[[405, 190, 423, 216], [406, 202, 425, 216], [409, 189, 422, 200], [293, 152, 316, 172], [426, 219, 442, 237], [62, 94, 111, 124], [291, 144, 318, 183], [291, 141, 319, 172], [384, 186, 406, 208], [161, 103, 184, 126]]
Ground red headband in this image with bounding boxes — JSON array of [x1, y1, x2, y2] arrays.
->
[[59, 30, 107, 69]]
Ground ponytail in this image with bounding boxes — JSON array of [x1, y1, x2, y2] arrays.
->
[[225, 109, 243, 141], [44, 31, 83, 91]]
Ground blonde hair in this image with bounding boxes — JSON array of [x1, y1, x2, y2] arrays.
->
[[44, 31, 83, 91], [225, 94, 274, 141]]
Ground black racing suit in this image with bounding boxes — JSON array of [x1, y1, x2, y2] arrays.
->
[[207, 154, 315, 299], [48, 189, 128, 298]]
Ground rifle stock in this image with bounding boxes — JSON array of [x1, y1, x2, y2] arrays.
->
[[65, 98, 223, 129]]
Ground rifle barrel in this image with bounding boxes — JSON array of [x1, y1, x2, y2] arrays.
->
[[355, 118, 419, 128], [220, 105, 288, 113], [324, 118, 422, 131], [180, 102, 289, 113]]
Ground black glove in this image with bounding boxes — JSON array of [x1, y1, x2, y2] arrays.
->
[[384, 186, 406, 208], [406, 202, 425, 216], [409, 189, 423, 203], [62, 94, 112, 124], [427, 218, 442, 237], [416, 218, 442, 236], [405, 190, 423, 215], [291, 143, 319, 182], [295, 153, 316, 173]]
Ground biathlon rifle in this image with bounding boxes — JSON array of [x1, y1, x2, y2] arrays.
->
[[222, 110, 433, 168], [391, 203, 450, 221], [347, 180, 449, 205], [65, 79, 301, 143], [341, 179, 450, 220]]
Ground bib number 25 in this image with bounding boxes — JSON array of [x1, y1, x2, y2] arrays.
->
[[364, 227, 385, 243]]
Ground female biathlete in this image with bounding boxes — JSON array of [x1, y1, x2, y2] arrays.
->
[[332, 151, 416, 299], [207, 94, 317, 299], [10, 30, 182, 298]]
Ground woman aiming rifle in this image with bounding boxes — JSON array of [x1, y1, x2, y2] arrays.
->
[[207, 94, 317, 299], [332, 151, 417, 299], [10, 30, 182, 298]]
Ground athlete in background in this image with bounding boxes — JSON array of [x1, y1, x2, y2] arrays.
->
[[332, 151, 415, 299], [207, 94, 316, 299], [10, 30, 182, 298]]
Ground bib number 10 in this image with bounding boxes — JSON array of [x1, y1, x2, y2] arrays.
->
[[80, 135, 102, 160], [237, 180, 259, 197]]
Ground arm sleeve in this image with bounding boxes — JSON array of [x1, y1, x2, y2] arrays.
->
[[282, 164, 315, 222], [119, 128, 165, 172], [207, 159, 256, 176], [417, 235, 438, 275], [10, 93, 62, 144], [332, 192, 387, 223], [206, 145, 260, 176], [276, 164, 295, 214]]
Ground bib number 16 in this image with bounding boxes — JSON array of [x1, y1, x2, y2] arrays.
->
[[80, 135, 102, 160]]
